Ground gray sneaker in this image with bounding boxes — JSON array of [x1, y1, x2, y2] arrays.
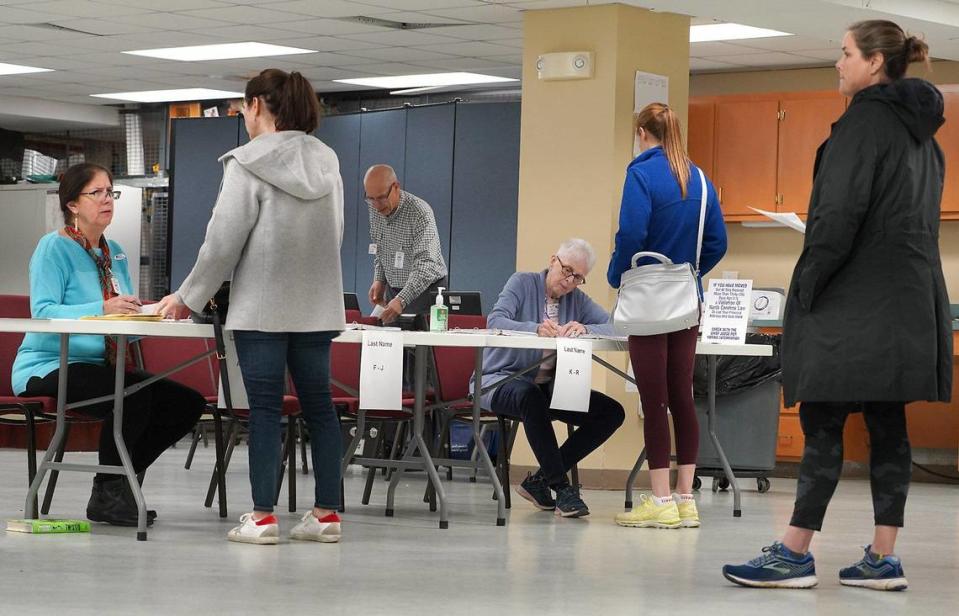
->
[[516, 471, 555, 510], [554, 484, 590, 518]]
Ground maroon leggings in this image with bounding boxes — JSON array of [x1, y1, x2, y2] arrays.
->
[[628, 326, 699, 470]]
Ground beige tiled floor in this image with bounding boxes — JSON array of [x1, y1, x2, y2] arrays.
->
[[0, 445, 956, 615]]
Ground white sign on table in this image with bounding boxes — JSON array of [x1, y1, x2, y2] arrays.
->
[[359, 330, 403, 410], [550, 338, 593, 412], [701, 279, 753, 345], [218, 330, 249, 410]]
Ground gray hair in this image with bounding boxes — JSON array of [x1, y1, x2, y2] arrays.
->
[[364, 164, 397, 184], [556, 238, 596, 271]]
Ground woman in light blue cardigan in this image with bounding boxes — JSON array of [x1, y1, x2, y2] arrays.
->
[[15, 163, 205, 527]]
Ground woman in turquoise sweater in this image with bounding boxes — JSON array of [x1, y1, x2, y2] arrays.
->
[[13, 163, 204, 527]]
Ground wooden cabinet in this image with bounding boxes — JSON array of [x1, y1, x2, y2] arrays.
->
[[687, 100, 715, 178], [689, 91, 845, 220], [713, 99, 780, 216], [778, 94, 846, 215], [936, 86, 959, 216]]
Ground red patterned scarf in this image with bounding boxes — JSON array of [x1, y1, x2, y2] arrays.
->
[[63, 226, 129, 366]]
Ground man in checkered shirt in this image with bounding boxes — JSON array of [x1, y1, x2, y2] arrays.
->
[[365, 164, 448, 324]]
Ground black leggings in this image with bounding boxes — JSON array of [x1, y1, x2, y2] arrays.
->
[[790, 401, 911, 531], [25, 364, 205, 482]]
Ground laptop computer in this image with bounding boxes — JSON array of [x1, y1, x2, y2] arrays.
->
[[429, 290, 483, 315]]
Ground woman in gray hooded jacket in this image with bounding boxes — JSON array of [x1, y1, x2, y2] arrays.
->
[[158, 69, 346, 545]]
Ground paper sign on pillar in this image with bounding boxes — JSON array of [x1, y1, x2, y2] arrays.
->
[[550, 338, 593, 412], [359, 330, 404, 410], [700, 279, 753, 345]]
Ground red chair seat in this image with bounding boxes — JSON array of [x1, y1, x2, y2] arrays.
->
[[0, 395, 57, 415]]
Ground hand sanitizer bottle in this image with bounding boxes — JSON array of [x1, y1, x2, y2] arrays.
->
[[430, 287, 448, 332]]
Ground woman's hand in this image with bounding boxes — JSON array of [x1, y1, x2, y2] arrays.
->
[[103, 295, 141, 315], [156, 293, 185, 319]]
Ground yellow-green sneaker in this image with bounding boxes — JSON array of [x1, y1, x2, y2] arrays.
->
[[615, 494, 681, 529], [673, 493, 700, 528]]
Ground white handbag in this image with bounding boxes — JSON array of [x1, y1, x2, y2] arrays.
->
[[611, 168, 708, 336]]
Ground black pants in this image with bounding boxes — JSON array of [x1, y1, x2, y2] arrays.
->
[[25, 364, 206, 482], [490, 379, 625, 488], [790, 401, 911, 531]]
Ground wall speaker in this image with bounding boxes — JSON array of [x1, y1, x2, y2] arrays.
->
[[536, 51, 594, 81]]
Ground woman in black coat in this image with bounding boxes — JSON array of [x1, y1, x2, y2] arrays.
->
[[724, 20, 952, 591]]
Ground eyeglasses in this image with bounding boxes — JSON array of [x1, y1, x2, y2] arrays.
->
[[364, 183, 395, 207], [79, 188, 121, 202], [555, 255, 586, 285]]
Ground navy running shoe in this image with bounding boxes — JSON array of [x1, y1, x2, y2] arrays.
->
[[722, 542, 818, 589], [839, 545, 908, 591]]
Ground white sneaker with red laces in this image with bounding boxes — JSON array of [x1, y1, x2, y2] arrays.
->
[[290, 511, 341, 543], [227, 513, 279, 545]]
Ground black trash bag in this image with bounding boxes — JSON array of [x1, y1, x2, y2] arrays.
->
[[693, 332, 782, 398]]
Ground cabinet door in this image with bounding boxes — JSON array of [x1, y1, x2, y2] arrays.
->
[[687, 100, 715, 178], [712, 99, 780, 216], [937, 87, 959, 215], [778, 94, 845, 215]]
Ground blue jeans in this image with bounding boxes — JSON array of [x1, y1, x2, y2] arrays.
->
[[233, 330, 341, 512]]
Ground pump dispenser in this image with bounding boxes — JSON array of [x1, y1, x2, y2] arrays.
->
[[430, 287, 449, 332]]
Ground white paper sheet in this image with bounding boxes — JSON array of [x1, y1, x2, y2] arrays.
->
[[370, 304, 385, 318], [139, 303, 160, 315], [359, 330, 403, 410], [748, 207, 806, 233], [701, 279, 753, 345], [550, 338, 593, 412]]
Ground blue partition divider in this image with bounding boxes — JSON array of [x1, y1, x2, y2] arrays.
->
[[316, 114, 361, 293], [168, 116, 240, 290]]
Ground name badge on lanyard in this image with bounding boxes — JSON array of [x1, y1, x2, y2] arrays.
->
[[394, 251, 405, 269], [110, 275, 121, 295]]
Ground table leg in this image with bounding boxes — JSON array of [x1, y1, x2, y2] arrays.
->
[[113, 336, 149, 540], [413, 345, 448, 528], [706, 355, 741, 517], [24, 333, 70, 519], [473, 348, 505, 526]]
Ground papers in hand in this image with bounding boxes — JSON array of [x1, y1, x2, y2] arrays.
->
[[748, 207, 806, 233], [370, 304, 385, 318], [80, 313, 163, 321], [345, 322, 400, 331], [140, 303, 160, 315]]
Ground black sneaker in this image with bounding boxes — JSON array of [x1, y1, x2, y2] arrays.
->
[[516, 471, 555, 510], [87, 478, 155, 527], [553, 484, 590, 518]]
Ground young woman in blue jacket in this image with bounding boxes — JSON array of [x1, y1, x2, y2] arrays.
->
[[608, 103, 727, 529]]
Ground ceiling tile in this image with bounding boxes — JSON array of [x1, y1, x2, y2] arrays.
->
[[338, 46, 459, 62], [420, 23, 521, 41], [336, 61, 441, 76], [268, 18, 392, 36], [201, 24, 321, 41], [353, 0, 483, 10], [710, 51, 830, 68], [0, 24, 95, 42], [104, 13, 233, 31], [25, 1, 151, 19], [0, 5, 59, 24], [90, 0, 234, 9], [179, 6, 314, 25], [792, 48, 841, 61], [265, 35, 388, 52], [689, 57, 748, 71], [734, 34, 839, 52], [413, 40, 520, 57], [689, 41, 762, 56], [420, 4, 524, 23], [340, 29, 463, 47], [44, 18, 154, 36], [264, 0, 397, 18], [403, 55, 519, 71]]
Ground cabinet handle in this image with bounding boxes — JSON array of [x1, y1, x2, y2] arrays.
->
[[718, 187, 723, 203]]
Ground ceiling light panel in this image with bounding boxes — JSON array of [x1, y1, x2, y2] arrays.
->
[[0, 62, 54, 76], [690, 23, 793, 43], [123, 42, 316, 62], [91, 88, 242, 102], [333, 72, 517, 89]]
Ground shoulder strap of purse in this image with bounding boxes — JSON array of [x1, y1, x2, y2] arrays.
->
[[211, 307, 235, 417], [694, 167, 708, 276]]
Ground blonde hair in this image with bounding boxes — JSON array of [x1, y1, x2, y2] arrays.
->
[[635, 102, 691, 198]]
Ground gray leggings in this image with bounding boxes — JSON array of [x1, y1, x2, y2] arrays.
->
[[790, 401, 911, 531]]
